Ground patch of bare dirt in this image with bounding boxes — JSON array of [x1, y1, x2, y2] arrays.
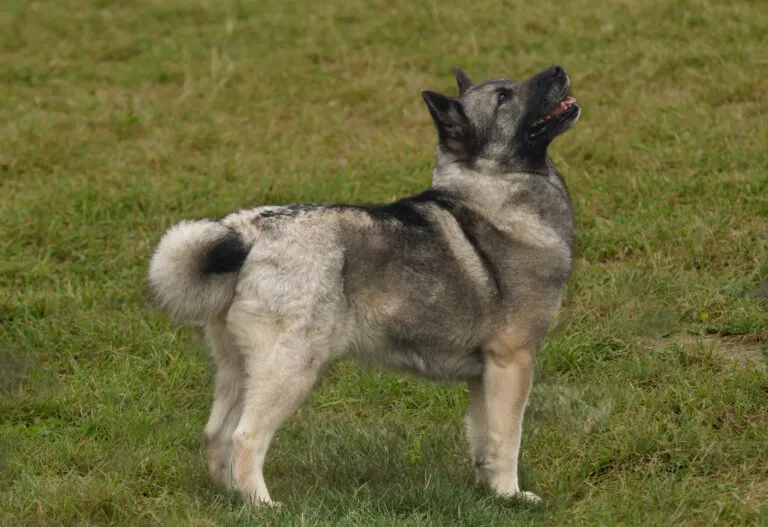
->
[[664, 332, 766, 368]]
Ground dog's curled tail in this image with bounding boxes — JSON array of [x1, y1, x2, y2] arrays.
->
[[148, 220, 249, 323]]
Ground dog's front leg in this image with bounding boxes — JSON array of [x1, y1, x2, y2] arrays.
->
[[482, 341, 540, 502]]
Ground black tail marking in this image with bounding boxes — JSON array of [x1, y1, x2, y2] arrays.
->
[[200, 229, 249, 275]]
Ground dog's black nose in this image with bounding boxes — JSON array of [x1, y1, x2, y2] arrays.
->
[[550, 65, 565, 77]]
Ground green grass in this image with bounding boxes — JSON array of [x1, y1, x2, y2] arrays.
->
[[1, 0, 767, 524]]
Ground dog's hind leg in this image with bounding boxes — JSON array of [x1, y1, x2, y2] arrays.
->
[[229, 325, 329, 506], [466, 378, 489, 483], [482, 328, 541, 502], [203, 320, 244, 489]]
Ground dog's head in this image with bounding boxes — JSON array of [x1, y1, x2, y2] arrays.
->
[[423, 65, 580, 170]]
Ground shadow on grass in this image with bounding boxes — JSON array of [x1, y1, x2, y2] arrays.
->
[[181, 420, 546, 523]]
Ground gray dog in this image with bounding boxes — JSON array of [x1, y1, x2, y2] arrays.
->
[[149, 65, 580, 505]]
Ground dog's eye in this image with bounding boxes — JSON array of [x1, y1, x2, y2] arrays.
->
[[497, 92, 507, 105]]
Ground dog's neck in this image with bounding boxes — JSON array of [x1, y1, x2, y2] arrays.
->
[[432, 161, 531, 202], [432, 145, 551, 180], [431, 147, 574, 251], [431, 146, 571, 216], [431, 147, 555, 187]]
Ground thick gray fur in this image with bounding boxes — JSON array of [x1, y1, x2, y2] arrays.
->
[[148, 65, 581, 505]]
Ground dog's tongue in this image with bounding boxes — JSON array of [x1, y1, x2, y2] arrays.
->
[[546, 96, 576, 118]]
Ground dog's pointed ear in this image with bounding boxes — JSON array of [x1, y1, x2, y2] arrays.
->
[[422, 90, 472, 156], [454, 66, 474, 95]]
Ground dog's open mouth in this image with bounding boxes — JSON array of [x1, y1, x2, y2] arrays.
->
[[528, 96, 578, 138]]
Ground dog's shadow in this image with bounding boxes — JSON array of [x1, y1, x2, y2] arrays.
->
[[195, 414, 544, 521]]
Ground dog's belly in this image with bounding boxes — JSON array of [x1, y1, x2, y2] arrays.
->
[[381, 345, 485, 380], [345, 331, 485, 381]]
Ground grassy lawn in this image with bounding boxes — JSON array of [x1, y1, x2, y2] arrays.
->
[[1, 0, 767, 524]]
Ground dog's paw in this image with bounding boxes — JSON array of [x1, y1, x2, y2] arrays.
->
[[514, 490, 541, 503], [492, 485, 542, 504], [252, 499, 282, 509], [243, 495, 278, 508]]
